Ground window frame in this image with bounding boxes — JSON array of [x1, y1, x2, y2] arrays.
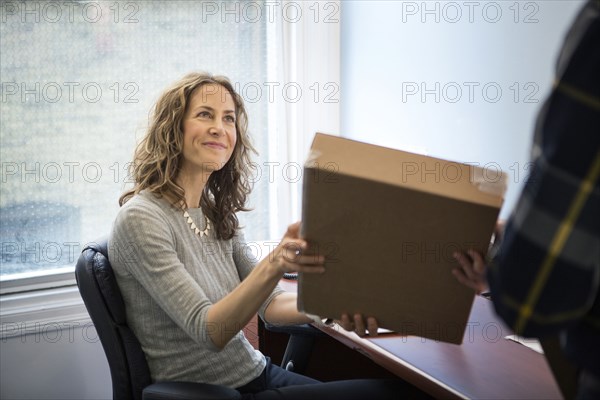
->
[[1, 268, 76, 295]]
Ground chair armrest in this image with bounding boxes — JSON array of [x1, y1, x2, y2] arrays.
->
[[264, 323, 327, 373], [142, 382, 241, 400]]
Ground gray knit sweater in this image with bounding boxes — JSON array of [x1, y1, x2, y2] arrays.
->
[[108, 190, 284, 388]]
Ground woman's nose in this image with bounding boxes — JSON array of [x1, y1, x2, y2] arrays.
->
[[209, 121, 225, 136]]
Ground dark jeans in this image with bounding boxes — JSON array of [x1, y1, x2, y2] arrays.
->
[[236, 357, 405, 400]]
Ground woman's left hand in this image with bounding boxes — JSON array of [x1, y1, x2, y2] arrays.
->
[[338, 313, 379, 337]]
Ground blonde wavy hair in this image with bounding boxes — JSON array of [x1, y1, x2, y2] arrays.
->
[[119, 72, 256, 240]]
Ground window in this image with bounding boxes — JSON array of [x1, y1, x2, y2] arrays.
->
[[0, 1, 258, 281], [1, 0, 341, 291]]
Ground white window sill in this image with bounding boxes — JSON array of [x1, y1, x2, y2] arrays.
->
[[0, 239, 285, 340], [0, 284, 89, 340], [1, 267, 87, 339], [0, 266, 77, 295]]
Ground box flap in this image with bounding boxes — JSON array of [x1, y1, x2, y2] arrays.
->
[[305, 133, 506, 208]]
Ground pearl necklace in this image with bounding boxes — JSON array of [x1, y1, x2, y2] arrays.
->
[[183, 210, 211, 237]]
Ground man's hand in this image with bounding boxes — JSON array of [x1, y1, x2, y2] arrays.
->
[[453, 249, 489, 294]]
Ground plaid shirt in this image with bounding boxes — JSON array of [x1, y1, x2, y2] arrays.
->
[[488, 0, 600, 376]]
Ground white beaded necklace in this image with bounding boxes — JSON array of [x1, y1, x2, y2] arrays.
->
[[183, 210, 211, 237]]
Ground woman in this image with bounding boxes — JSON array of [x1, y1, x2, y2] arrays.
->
[[109, 72, 403, 398]]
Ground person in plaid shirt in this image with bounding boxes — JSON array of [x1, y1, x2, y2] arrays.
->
[[453, 1, 600, 398]]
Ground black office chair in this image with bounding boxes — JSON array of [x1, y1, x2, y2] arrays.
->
[[75, 238, 241, 400]]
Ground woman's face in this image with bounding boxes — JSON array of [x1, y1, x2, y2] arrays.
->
[[180, 84, 237, 176]]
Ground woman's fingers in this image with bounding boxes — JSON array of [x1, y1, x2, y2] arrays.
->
[[338, 314, 379, 337], [367, 317, 379, 337], [281, 241, 306, 261], [276, 221, 328, 273], [339, 313, 354, 331], [277, 239, 325, 273], [354, 313, 366, 336]]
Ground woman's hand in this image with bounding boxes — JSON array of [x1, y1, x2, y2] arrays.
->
[[452, 249, 489, 294], [268, 221, 325, 276], [338, 313, 379, 337]]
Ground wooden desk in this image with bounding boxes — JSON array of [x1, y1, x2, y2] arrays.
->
[[279, 279, 563, 399]]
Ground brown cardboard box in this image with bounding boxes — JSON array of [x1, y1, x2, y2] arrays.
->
[[298, 133, 507, 344]]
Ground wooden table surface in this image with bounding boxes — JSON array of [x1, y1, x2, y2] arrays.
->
[[280, 279, 563, 399]]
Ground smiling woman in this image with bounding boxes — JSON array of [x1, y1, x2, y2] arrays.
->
[[118, 73, 255, 241], [108, 72, 405, 398]]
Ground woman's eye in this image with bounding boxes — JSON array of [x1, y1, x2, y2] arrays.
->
[[225, 115, 236, 123], [197, 111, 211, 118]]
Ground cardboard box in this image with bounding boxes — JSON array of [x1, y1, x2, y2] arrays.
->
[[298, 133, 507, 344]]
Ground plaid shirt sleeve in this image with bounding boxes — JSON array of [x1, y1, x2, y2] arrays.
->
[[487, 1, 600, 338]]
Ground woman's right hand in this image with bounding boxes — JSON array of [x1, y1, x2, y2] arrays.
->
[[338, 313, 380, 337], [268, 221, 325, 275]]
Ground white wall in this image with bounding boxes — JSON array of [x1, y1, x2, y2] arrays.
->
[[0, 293, 111, 400], [341, 0, 584, 218]]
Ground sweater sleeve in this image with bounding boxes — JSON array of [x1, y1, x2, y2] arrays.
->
[[110, 200, 220, 351], [232, 231, 285, 322]]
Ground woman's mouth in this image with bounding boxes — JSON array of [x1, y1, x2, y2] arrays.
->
[[203, 142, 227, 150]]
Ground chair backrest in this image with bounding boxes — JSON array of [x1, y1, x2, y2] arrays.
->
[[75, 238, 151, 400]]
